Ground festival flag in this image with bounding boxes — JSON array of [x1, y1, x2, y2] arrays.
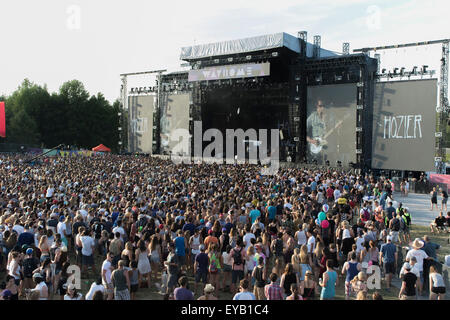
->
[[0, 102, 5, 137]]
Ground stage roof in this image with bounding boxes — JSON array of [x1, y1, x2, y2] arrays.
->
[[180, 32, 338, 61]]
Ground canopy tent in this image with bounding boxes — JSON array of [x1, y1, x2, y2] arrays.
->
[[92, 144, 111, 152]]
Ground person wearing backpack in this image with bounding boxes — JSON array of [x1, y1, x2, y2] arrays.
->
[[360, 203, 371, 223], [401, 209, 412, 244], [230, 238, 246, 294], [21, 248, 39, 297], [389, 214, 401, 244]]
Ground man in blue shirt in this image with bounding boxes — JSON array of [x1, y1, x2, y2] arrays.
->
[[379, 235, 398, 289], [224, 216, 235, 234], [385, 202, 396, 221], [174, 230, 186, 271], [193, 245, 209, 295], [249, 205, 261, 224], [17, 224, 35, 248], [182, 217, 196, 237], [267, 201, 277, 222], [422, 235, 440, 289]]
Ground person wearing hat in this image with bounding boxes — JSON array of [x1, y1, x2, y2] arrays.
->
[[379, 235, 397, 289], [5, 275, 19, 300], [197, 283, 218, 300], [31, 272, 48, 300], [0, 289, 12, 300], [406, 238, 434, 295], [398, 262, 417, 300], [21, 248, 40, 296]]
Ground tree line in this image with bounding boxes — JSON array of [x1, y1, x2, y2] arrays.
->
[[0, 79, 125, 152]]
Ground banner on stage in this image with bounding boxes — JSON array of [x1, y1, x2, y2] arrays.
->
[[188, 63, 270, 82]]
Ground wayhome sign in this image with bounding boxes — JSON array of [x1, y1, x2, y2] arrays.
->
[[188, 63, 270, 82]]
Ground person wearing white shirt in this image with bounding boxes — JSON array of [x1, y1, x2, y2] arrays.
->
[[334, 188, 341, 200], [243, 229, 256, 251], [12, 224, 24, 236], [112, 221, 126, 241], [306, 231, 315, 254], [85, 280, 106, 300], [295, 226, 307, 248], [102, 253, 114, 300], [400, 257, 420, 279], [80, 230, 96, 274], [46, 186, 55, 199], [406, 238, 433, 295], [233, 279, 256, 300]]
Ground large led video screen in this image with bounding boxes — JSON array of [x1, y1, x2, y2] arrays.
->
[[128, 95, 155, 154], [160, 93, 190, 154], [372, 79, 437, 171], [306, 83, 357, 166]]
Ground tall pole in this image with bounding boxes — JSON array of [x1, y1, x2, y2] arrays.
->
[[121, 76, 128, 153]]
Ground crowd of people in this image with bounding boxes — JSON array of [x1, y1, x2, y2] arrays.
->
[[0, 153, 447, 301]]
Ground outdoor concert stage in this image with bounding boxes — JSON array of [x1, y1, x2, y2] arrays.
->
[[123, 32, 449, 174]]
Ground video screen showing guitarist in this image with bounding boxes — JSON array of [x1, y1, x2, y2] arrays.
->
[[306, 98, 340, 164]]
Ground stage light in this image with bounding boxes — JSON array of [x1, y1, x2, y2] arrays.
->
[[381, 68, 386, 74], [393, 68, 399, 74], [412, 66, 418, 75], [227, 57, 233, 62], [272, 52, 279, 57], [400, 67, 405, 75], [422, 65, 428, 73], [214, 59, 220, 64], [246, 55, 252, 60]]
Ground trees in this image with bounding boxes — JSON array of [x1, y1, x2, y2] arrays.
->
[[1, 79, 119, 151]]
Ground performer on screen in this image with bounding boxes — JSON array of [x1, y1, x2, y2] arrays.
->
[[306, 99, 337, 165]]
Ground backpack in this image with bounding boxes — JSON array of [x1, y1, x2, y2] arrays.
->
[[275, 239, 284, 256], [23, 257, 38, 278], [233, 247, 243, 266], [209, 254, 218, 274], [93, 223, 104, 239], [362, 208, 370, 222], [399, 217, 406, 231], [403, 213, 411, 227], [136, 216, 148, 230], [392, 218, 400, 232]]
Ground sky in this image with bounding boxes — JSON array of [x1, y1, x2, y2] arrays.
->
[[0, 0, 449, 103]]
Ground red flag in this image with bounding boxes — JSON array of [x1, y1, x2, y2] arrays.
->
[[0, 102, 5, 138]]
